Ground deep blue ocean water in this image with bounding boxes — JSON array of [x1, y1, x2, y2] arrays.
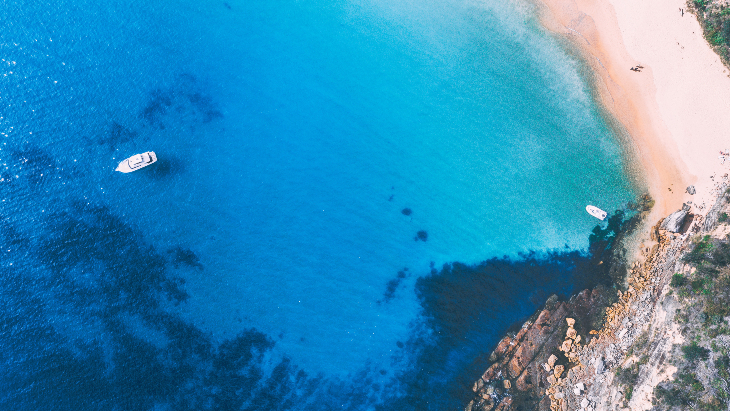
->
[[0, 0, 640, 409]]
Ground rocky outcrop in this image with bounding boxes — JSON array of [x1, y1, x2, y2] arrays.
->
[[703, 187, 728, 231], [466, 288, 611, 411], [545, 226, 685, 411], [466, 183, 730, 411], [659, 204, 690, 233], [561, 183, 729, 410], [467, 226, 684, 411]]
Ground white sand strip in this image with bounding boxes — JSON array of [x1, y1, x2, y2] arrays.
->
[[534, 0, 730, 220]]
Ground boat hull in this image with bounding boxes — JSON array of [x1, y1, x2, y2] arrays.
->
[[586, 205, 607, 220], [116, 151, 157, 173]]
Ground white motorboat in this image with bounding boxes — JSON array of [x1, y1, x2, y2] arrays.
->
[[586, 205, 607, 220], [116, 151, 157, 173]]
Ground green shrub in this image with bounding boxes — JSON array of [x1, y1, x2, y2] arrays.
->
[[723, 20, 730, 44], [692, 278, 706, 292], [674, 373, 705, 396], [713, 242, 730, 266], [678, 372, 701, 386], [615, 363, 640, 386], [655, 386, 691, 406], [699, 397, 727, 411], [685, 235, 715, 264], [698, 263, 720, 278], [683, 342, 711, 362], [708, 315, 725, 326], [676, 309, 690, 323], [633, 331, 650, 352], [716, 356, 730, 380], [671, 273, 687, 287], [714, 341, 730, 356], [701, 279, 715, 294], [712, 31, 725, 46], [720, 213, 729, 223], [712, 377, 727, 392]]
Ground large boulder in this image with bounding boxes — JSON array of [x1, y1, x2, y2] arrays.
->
[[660, 204, 691, 233]]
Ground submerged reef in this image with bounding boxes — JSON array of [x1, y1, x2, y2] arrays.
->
[[464, 194, 657, 411], [378, 196, 651, 411], [0, 199, 380, 410], [140, 74, 222, 129], [98, 122, 138, 151]]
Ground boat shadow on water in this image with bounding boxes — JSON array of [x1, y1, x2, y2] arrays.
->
[[138, 157, 184, 179]]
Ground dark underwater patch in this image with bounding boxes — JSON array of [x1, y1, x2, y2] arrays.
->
[[374, 252, 599, 410], [383, 278, 401, 302], [1, 192, 633, 411], [98, 122, 138, 151], [140, 74, 223, 129], [0, 192, 378, 411], [38, 202, 188, 310], [0, 141, 366, 411], [374, 210, 638, 411], [1, 133, 642, 411], [381, 268, 411, 303], [141, 88, 174, 126], [186, 92, 223, 123], [10, 146, 65, 187], [168, 246, 203, 270]]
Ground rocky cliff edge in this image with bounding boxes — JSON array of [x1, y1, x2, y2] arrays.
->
[[467, 180, 730, 411]]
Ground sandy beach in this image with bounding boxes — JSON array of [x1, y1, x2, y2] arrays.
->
[[535, 0, 730, 223]]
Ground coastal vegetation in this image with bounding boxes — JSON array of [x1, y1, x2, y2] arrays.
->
[[690, 0, 730, 67], [464, 0, 730, 407], [651, 208, 730, 409]]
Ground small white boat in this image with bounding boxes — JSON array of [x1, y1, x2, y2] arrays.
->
[[116, 151, 157, 173], [586, 205, 607, 220]]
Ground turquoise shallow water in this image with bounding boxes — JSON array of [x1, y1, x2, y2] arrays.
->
[[0, 0, 638, 409]]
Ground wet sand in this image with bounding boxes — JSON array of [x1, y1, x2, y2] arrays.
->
[[534, 0, 730, 222]]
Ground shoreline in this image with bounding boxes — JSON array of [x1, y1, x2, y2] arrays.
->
[[465, 0, 730, 409], [531, 0, 730, 223], [467, 184, 729, 410]]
